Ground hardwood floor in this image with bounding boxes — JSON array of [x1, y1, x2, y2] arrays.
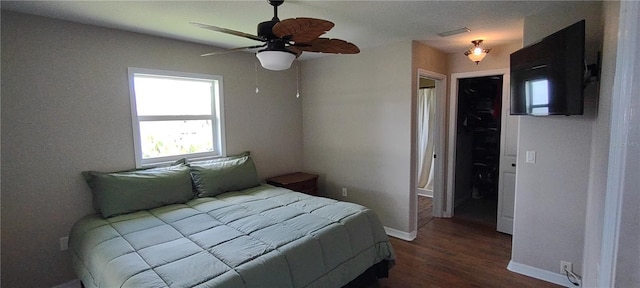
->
[[454, 198, 498, 227], [375, 218, 561, 288], [417, 195, 434, 228]]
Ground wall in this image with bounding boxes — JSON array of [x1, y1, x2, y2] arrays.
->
[[581, 1, 619, 286], [1, 11, 302, 287], [412, 42, 448, 74], [301, 41, 413, 233], [300, 41, 446, 236], [511, 1, 602, 279], [611, 2, 640, 286]]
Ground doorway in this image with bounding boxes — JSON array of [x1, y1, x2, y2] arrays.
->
[[444, 69, 515, 234], [452, 75, 503, 226], [414, 70, 446, 232], [417, 77, 436, 228]]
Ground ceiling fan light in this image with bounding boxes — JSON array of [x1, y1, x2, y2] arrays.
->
[[256, 50, 296, 71]]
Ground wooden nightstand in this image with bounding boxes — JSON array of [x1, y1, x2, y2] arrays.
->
[[266, 172, 319, 196]]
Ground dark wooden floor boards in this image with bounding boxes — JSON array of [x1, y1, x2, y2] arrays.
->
[[417, 195, 434, 228], [376, 217, 560, 288]]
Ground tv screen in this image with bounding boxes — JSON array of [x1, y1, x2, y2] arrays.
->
[[510, 20, 585, 116]]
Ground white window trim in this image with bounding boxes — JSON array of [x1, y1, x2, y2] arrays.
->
[[128, 67, 226, 168]]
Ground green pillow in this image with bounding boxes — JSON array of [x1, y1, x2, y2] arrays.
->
[[82, 164, 194, 218], [189, 155, 260, 197]]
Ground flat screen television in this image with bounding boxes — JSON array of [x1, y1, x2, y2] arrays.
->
[[510, 20, 585, 116]]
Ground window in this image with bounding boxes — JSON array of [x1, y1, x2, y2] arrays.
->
[[128, 68, 225, 167]]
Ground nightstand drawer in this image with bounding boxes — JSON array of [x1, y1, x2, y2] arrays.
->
[[284, 179, 317, 195], [266, 172, 318, 196]]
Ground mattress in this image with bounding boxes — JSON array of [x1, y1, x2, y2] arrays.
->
[[69, 184, 395, 288]]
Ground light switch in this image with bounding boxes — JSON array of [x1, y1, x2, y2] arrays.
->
[[526, 150, 536, 163]]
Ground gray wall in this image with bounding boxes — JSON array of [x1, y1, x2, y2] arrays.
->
[[301, 41, 414, 232], [511, 1, 603, 275], [1, 11, 302, 287], [300, 40, 450, 235]]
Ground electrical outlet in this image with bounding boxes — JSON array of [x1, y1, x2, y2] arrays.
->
[[60, 236, 69, 251], [561, 261, 573, 274], [341, 188, 348, 197]]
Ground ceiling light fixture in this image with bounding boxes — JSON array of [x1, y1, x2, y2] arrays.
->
[[256, 50, 296, 71], [464, 40, 491, 65]]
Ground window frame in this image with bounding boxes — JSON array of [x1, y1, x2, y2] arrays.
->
[[128, 67, 226, 168]]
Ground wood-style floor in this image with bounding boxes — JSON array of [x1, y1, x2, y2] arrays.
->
[[417, 195, 434, 228], [375, 207, 560, 287]]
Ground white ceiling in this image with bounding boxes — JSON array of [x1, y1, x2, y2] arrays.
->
[[1, 1, 567, 59]]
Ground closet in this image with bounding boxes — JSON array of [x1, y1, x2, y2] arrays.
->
[[453, 75, 503, 224]]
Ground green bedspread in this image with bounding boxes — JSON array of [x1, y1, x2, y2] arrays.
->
[[69, 184, 395, 288]]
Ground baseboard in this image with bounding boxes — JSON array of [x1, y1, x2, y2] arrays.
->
[[384, 226, 416, 241], [417, 189, 433, 198], [52, 279, 81, 288], [507, 260, 579, 287]]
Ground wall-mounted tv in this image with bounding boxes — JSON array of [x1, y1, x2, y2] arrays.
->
[[510, 20, 585, 116]]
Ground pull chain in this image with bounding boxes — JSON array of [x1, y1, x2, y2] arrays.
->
[[296, 62, 300, 98], [255, 58, 260, 94]]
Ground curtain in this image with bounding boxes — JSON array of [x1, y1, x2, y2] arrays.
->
[[417, 88, 436, 190]]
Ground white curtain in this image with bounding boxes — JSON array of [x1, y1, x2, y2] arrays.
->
[[417, 88, 436, 190]]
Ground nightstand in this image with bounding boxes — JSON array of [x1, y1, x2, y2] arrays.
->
[[266, 172, 319, 196]]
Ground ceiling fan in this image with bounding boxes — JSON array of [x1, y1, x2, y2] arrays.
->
[[191, 0, 360, 71]]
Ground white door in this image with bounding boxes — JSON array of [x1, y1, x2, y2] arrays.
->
[[497, 75, 518, 235]]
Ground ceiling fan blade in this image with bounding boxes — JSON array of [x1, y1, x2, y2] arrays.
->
[[200, 44, 266, 57], [292, 38, 360, 54], [190, 22, 265, 42], [272, 18, 335, 43]]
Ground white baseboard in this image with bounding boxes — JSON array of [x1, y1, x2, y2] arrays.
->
[[417, 189, 433, 198], [384, 226, 416, 241], [52, 279, 81, 288], [507, 260, 579, 287]]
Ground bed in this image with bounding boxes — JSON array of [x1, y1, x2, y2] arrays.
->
[[70, 153, 395, 288]]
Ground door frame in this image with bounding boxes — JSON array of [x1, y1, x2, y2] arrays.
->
[[444, 69, 509, 218], [598, 1, 639, 286], [414, 69, 447, 229]]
